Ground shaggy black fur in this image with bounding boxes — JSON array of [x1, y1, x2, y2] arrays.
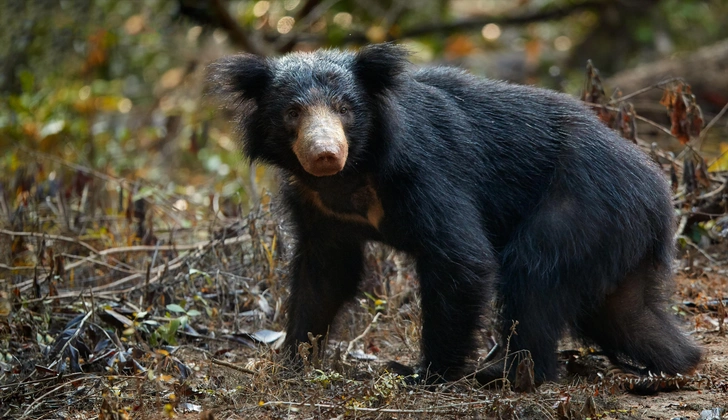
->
[[209, 43, 702, 385]]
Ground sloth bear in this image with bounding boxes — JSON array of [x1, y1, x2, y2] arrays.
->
[[209, 43, 701, 386]]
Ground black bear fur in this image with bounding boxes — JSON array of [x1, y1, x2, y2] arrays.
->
[[209, 43, 702, 385]]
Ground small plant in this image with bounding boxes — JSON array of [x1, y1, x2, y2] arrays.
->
[[149, 303, 200, 346]]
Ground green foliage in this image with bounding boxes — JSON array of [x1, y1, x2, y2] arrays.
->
[[309, 369, 346, 389], [151, 315, 182, 346], [362, 292, 387, 315], [660, 0, 728, 45], [2, 0, 727, 189], [148, 303, 200, 346], [0, 0, 254, 206], [1, 0, 727, 219]]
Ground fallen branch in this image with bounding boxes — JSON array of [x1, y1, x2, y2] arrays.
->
[[678, 235, 728, 266], [210, 358, 256, 376], [261, 398, 497, 414]]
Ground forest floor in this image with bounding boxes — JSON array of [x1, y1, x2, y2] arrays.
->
[[1, 174, 727, 419]]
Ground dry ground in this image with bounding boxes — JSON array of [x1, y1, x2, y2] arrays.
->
[[1, 149, 727, 419], [1, 220, 727, 419]]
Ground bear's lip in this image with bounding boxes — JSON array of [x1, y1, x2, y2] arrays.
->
[[307, 166, 343, 177], [305, 153, 346, 176]]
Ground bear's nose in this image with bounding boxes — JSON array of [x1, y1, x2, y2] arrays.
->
[[293, 105, 349, 177]]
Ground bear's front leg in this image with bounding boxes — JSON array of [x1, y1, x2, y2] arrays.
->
[[414, 250, 494, 381], [282, 230, 365, 359], [378, 186, 497, 382]]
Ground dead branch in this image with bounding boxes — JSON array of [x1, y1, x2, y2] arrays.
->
[[210, 358, 256, 375], [260, 399, 499, 414], [583, 102, 675, 138], [699, 100, 728, 143], [611, 77, 685, 104]]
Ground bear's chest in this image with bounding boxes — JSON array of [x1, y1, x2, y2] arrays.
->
[[295, 178, 384, 230]]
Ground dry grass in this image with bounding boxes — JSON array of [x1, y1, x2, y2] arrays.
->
[[1, 148, 727, 420]]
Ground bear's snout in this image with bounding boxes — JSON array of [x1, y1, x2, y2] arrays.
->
[[311, 151, 342, 174], [293, 106, 349, 177]]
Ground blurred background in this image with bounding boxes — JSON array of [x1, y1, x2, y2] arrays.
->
[[2, 4, 728, 417], [2, 0, 728, 212]]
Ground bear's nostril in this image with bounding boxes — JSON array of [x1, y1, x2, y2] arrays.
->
[[315, 152, 337, 163]]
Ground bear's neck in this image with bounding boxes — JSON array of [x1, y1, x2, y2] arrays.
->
[[287, 171, 383, 228], [293, 171, 372, 199]]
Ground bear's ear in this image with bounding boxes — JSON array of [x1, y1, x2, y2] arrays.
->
[[207, 54, 273, 104], [353, 43, 409, 95]]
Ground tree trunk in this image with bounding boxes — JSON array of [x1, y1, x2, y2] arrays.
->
[[606, 39, 728, 122]]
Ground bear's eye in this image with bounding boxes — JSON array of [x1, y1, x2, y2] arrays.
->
[[287, 109, 300, 119], [339, 106, 349, 115]]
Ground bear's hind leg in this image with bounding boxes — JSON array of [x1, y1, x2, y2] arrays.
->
[[574, 261, 702, 377], [478, 197, 598, 386], [486, 264, 571, 384]]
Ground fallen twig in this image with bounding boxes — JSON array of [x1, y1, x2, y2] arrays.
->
[[210, 358, 256, 376], [346, 312, 382, 354]]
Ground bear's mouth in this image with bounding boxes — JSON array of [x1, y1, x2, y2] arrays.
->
[[292, 106, 349, 177]]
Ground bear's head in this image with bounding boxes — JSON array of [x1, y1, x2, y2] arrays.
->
[[209, 43, 409, 178]]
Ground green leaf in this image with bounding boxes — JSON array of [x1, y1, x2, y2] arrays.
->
[[189, 268, 211, 280], [149, 331, 159, 347], [168, 318, 181, 334], [166, 304, 186, 314]]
